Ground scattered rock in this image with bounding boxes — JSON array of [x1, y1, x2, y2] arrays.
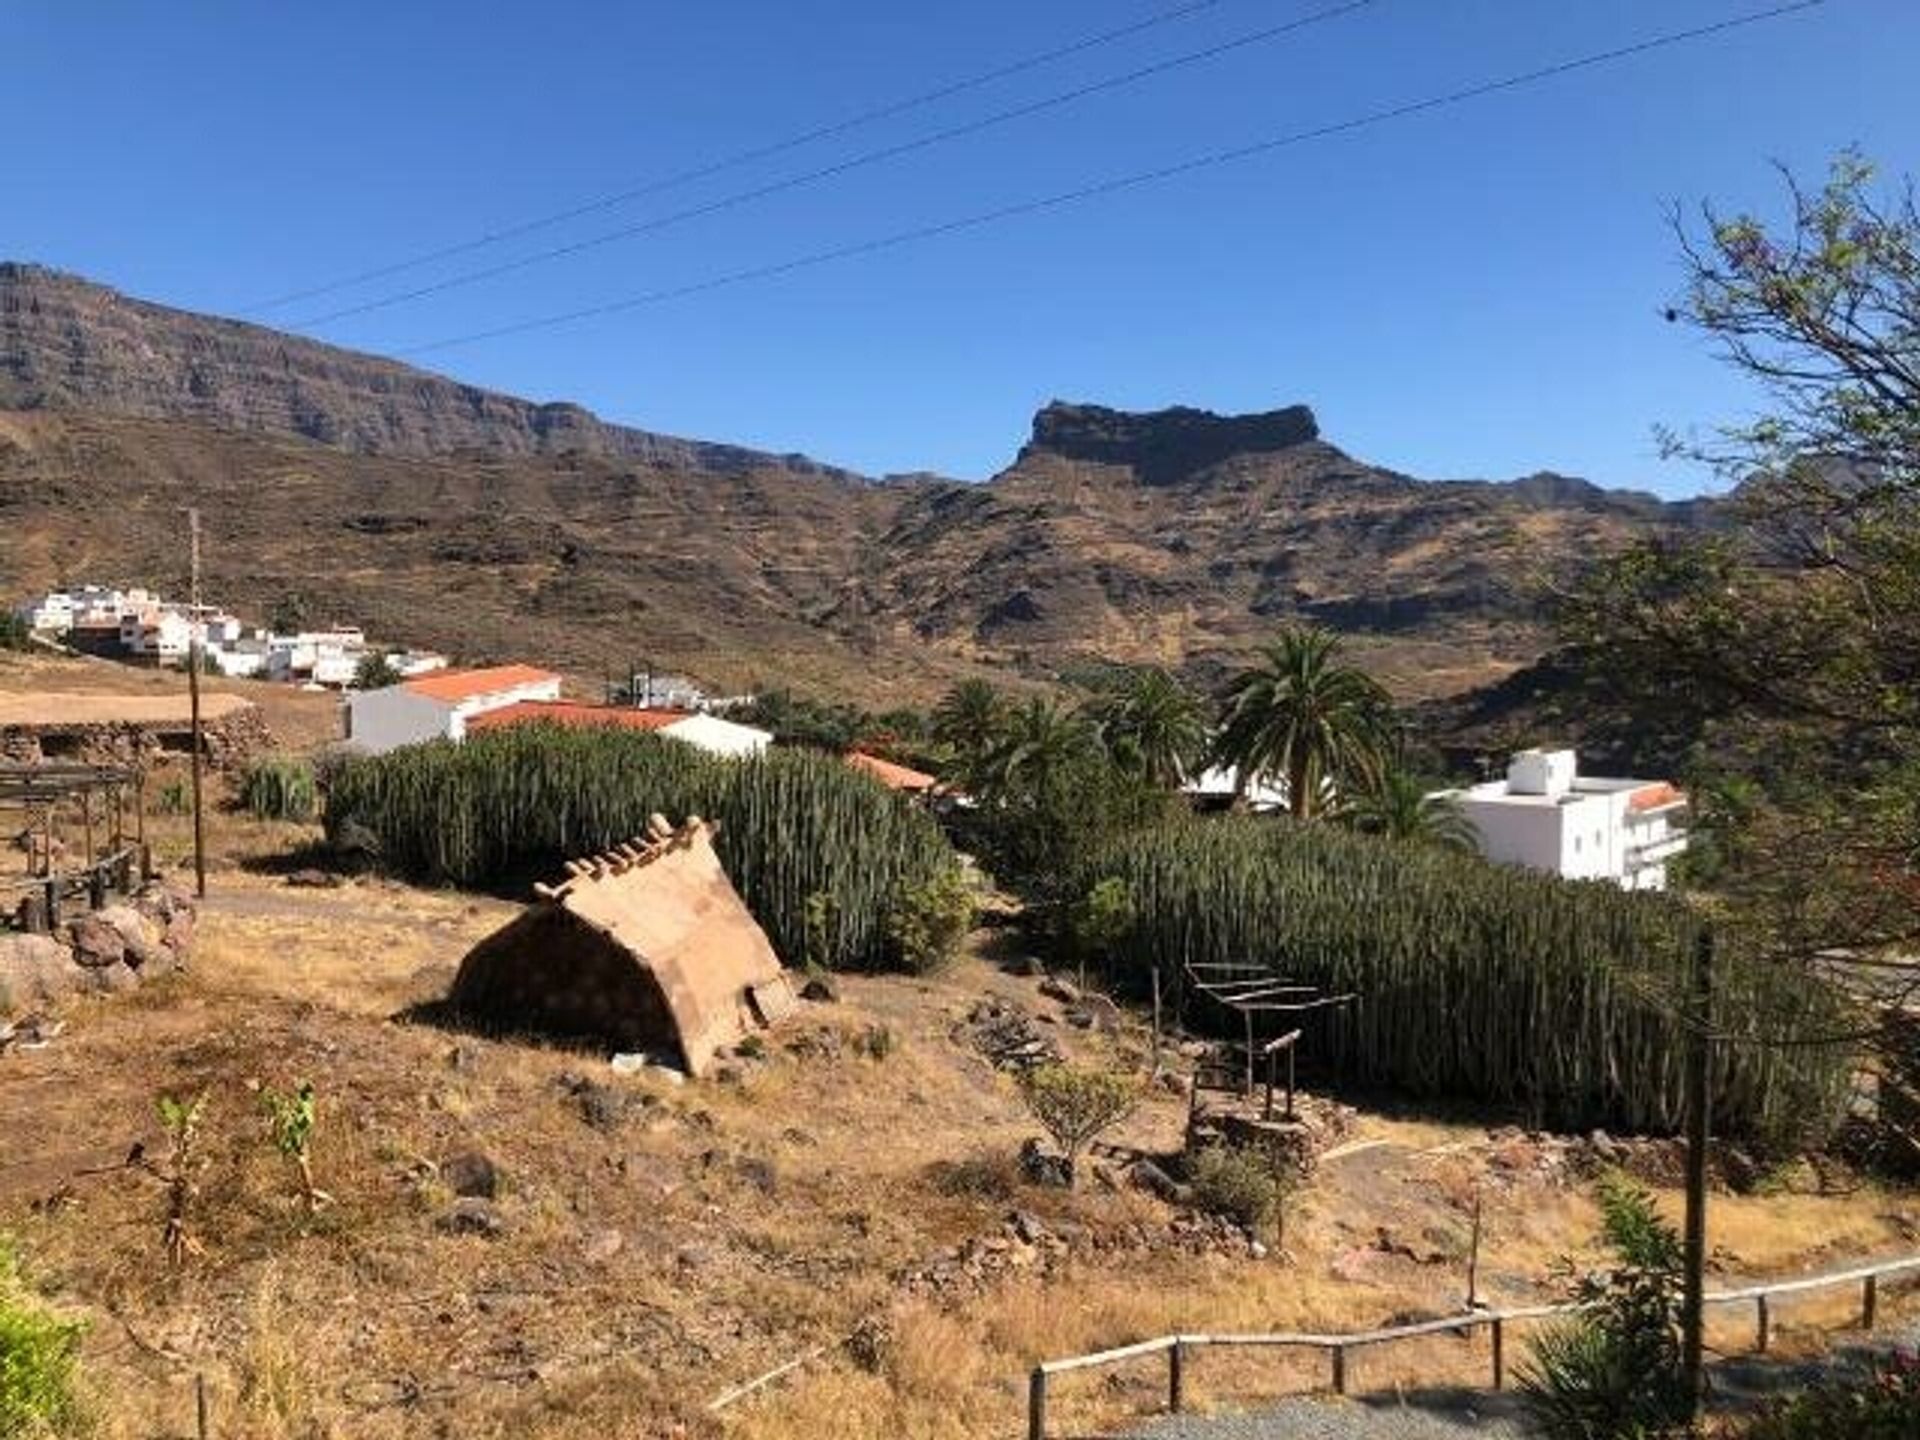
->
[[957, 997, 1061, 1071], [1037, 976, 1079, 1004], [437, 1198, 502, 1237], [441, 1151, 499, 1200], [575, 1083, 627, 1132], [608, 1052, 650, 1076], [584, 1229, 624, 1264], [446, 1044, 481, 1073], [1018, 1138, 1072, 1189], [285, 869, 344, 889], [1067, 995, 1122, 1034], [799, 973, 840, 1003], [1128, 1159, 1190, 1205], [65, 914, 126, 968], [1009, 1209, 1048, 1245]]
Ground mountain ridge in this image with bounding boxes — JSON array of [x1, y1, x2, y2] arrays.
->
[[0, 263, 1705, 703]]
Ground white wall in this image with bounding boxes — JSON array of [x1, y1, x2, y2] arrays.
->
[[345, 687, 456, 754], [660, 712, 771, 758], [1457, 796, 1566, 873]]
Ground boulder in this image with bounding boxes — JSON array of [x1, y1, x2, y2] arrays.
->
[[66, 914, 126, 968], [1037, 976, 1079, 1004], [441, 1151, 499, 1200], [0, 935, 83, 1014], [93, 905, 171, 970], [436, 1198, 502, 1237]]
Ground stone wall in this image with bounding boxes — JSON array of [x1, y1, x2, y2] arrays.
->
[[0, 883, 194, 1016], [0, 706, 273, 771]]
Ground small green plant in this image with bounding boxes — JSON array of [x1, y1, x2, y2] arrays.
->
[[854, 1024, 895, 1061], [1071, 877, 1134, 984], [884, 865, 974, 974], [1016, 1064, 1137, 1187], [802, 891, 839, 975], [239, 757, 318, 823], [261, 1081, 331, 1214], [1517, 1173, 1689, 1439], [1188, 1143, 1294, 1242], [1739, 1349, 1920, 1438], [153, 1093, 207, 1269], [0, 612, 30, 652], [0, 1237, 86, 1437], [154, 778, 191, 816]]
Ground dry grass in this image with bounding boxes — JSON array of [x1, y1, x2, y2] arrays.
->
[[0, 834, 1916, 1439]]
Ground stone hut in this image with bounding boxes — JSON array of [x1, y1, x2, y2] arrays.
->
[[448, 817, 796, 1075], [0, 693, 272, 770]]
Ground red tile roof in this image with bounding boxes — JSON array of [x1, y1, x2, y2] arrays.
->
[[846, 750, 937, 792], [402, 665, 561, 704], [465, 701, 690, 734], [1629, 781, 1686, 812]]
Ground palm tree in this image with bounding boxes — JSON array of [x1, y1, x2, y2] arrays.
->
[[931, 679, 1006, 778], [1349, 766, 1479, 850], [1086, 667, 1208, 789], [975, 697, 1095, 798], [1213, 626, 1392, 820]]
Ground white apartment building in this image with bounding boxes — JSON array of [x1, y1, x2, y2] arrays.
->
[[1436, 749, 1689, 891], [344, 665, 564, 753]]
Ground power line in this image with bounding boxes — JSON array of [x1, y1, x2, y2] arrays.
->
[[395, 0, 1829, 359], [244, 0, 1239, 314], [287, 0, 1384, 332]]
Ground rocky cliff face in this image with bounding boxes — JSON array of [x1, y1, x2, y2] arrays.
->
[[0, 264, 853, 477], [1022, 400, 1320, 484], [0, 263, 1708, 703]]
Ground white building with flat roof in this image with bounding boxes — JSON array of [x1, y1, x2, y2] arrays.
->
[[1435, 749, 1688, 891], [344, 664, 564, 754]]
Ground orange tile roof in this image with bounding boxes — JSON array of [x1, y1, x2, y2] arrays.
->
[[1630, 781, 1686, 812], [465, 701, 690, 733], [846, 750, 937, 792], [402, 664, 561, 704]]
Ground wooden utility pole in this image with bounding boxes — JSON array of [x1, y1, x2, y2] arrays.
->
[[1680, 925, 1714, 1412], [186, 508, 207, 900]]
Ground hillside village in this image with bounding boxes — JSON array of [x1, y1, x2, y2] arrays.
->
[[4, 7, 1918, 1439]]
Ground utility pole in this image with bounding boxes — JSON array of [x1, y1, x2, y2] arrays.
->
[[185, 508, 207, 900], [1680, 925, 1714, 1412]]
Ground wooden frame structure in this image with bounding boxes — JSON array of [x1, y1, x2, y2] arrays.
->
[[1184, 961, 1355, 1122], [1, 762, 149, 933]]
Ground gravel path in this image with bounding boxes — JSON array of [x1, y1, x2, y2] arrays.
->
[[1123, 1323, 1920, 1438], [1127, 1387, 1530, 1439]]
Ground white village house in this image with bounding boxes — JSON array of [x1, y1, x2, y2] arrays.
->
[[344, 665, 564, 754], [1434, 748, 1689, 891], [463, 700, 773, 759]]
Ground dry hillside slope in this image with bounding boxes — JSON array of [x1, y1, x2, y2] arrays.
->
[[2, 265, 1710, 700]]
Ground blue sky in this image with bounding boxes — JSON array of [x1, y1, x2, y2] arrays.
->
[[6, 1, 1913, 493]]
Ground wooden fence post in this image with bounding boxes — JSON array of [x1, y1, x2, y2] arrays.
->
[[1027, 1367, 1047, 1440], [1491, 1318, 1505, 1390], [1331, 1344, 1347, 1395], [1864, 1274, 1878, 1329], [1168, 1340, 1185, 1412], [195, 1372, 209, 1440], [1756, 1295, 1771, 1353]]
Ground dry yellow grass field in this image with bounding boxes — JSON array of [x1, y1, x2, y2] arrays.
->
[[2, 847, 1916, 1439]]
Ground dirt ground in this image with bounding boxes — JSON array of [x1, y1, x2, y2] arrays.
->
[[0, 650, 343, 752], [2, 844, 1917, 1440]]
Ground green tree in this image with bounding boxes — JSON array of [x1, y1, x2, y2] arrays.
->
[[353, 651, 401, 690], [0, 611, 30, 651], [1085, 667, 1208, 788], [929, 679, 1006, 780], [973, 697, 1096, 798], [1016, 1064, 1138, 1186], [1213, 626, 1391, 819], [1560, 151, 1920, 984], [1347, 765, 1478, 851]]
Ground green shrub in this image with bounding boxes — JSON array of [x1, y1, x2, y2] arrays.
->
[[1518, 1174, 1689, 1439], [1016, 1064, 1137, 1186], [1188, 1144, 1286, 1237], [239, 757, 318, 822], [1084, 818, 1849, 1143], [1739, 1350, 1920, 1439], [154, 778, 190, 816], [884, 865, 975, 974], [0, 613, 29, 652], [0, 1239, 86, 1437], [323, 726, 958, 972]]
